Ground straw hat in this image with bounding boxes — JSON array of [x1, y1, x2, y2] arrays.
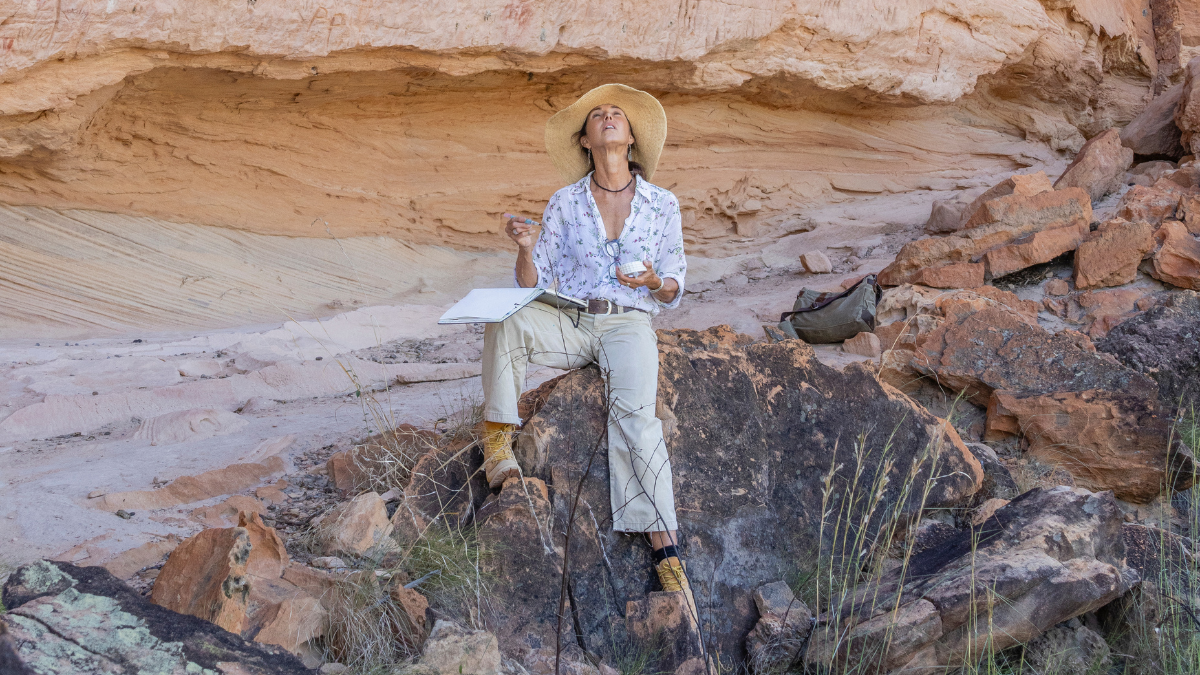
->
[[544, 83, 667, 184]]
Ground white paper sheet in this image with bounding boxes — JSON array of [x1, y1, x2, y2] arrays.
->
[[437, 288, 586, 324], [438, 288, 541, 324]]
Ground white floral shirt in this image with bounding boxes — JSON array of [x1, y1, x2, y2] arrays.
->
[[524, 173, 686, 315]]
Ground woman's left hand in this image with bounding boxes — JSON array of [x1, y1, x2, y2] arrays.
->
[[616, 260, 663, 291]]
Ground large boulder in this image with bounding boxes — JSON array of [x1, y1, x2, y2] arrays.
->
[[896, 295, 1193, 501], [1054, 128, 1134, 202], [150, 525, 254, 634], [1176, 56, 1200, 157], [314, 491, 394, 557], [1073, 219, 1156, 289], [1149, 220, 1200, 289], [879, 184, 1092, 286], [805, 487, 1136, 672], [513, 326, 982, 663], [1122, 81, 1186, 158], [1098, 291, 1200, 413], [1, 560, 309, 674]]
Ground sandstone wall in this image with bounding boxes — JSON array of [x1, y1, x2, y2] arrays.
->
[[0, 0, 1173, 252]]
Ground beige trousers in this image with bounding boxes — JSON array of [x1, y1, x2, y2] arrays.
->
[[482, 302, 678, 532]]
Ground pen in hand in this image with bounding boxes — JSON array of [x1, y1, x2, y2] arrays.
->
[[504, 213, 540, 226]]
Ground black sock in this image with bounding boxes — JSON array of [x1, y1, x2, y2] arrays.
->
[[651, 545, 679, 564]]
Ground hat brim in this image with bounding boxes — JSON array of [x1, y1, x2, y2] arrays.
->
[[544, 84, 666, 184]]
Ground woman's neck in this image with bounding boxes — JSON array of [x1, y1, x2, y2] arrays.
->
[[591, 147, 633, 191]]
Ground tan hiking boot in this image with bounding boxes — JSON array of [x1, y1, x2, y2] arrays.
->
[[656, 558, 699, 622], [482, 421, 520, 489]]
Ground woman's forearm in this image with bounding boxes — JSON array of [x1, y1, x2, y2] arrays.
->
[[651, 277, 679, 304], [515, 246, 539, 288]]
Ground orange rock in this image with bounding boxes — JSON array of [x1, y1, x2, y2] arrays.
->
[[983, 221, 1088, 279], [879, 188, 1091, 286], [961, 172, 1055, 230], [150, 526, 252, 634], [252, 594, 327, 659], [800, 251, 832, 274], [1074, 220, 1155, 289], [910, 262, 984, 289], [1150, 220, 1200, 289], [1053, 129, 1133, 202], [238, 511, 289, 580], [97, 456, 287, 512], [626, 593, 707, 675], [191, 494, 266, 528], [1116, 185, 1181, 224], [1045, 278, 1071, 295], [843, 332, 881, 357], [390, 582, 430, 648], [98, 536, 181, 580], [1178, 193, 1200, 235], [970, 497, 1010, 526], [315, 492, 394, 556], [987, 389, 1187, 503]]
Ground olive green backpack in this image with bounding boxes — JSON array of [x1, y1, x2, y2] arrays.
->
[[772, 274, 881, 344]]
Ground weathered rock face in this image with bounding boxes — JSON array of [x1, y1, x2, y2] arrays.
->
[[314, 491, 394, 557], [0, 1, 1168, 250], [1098, 291, 1200, 412], [1, 560, 309, 674], [1074, 219, 1156, 289], [805, 487, 1136, 672], [1122, 81, 1186, 158], [1054, 128, 1134, 202], [149, 525, 253, 634], [890, 293, 1193, 502], [1150, 220, 1200, 289], [878, 184, 1093, 286], [512, 326, 981, 662], [0, 0, 1180, 337]]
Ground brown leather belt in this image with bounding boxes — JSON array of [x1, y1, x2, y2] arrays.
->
[[585, 299, 646, 315]]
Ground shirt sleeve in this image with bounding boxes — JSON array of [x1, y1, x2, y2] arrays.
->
[[513, 196, 559, 289], [651, 194, 686, 310]]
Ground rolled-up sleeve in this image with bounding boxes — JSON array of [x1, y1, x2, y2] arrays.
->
[[651, 196, 686, 310], [512, 198, 560, 289]]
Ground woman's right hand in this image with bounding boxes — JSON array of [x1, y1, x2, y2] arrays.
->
[[505, 216, 540, 250]]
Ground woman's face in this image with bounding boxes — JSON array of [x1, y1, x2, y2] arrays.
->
[[580, 104, 634, 152]]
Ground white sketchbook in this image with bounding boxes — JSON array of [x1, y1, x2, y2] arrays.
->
[[437, 288, 586, 324]]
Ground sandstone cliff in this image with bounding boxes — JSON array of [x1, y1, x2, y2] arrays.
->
[[0, 1, 1179, 245], [0, 0, 1193, 334]]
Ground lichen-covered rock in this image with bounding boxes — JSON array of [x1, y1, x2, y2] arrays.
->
[[150, 525, 254, 634], [806, 487, 1136, 672], [1097, 290, 1200, 412], [1, 560, 309, 674], [900, 297, 1193, 501]]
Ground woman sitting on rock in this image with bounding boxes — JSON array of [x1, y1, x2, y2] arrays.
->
[[480, 84, 691, 602]]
